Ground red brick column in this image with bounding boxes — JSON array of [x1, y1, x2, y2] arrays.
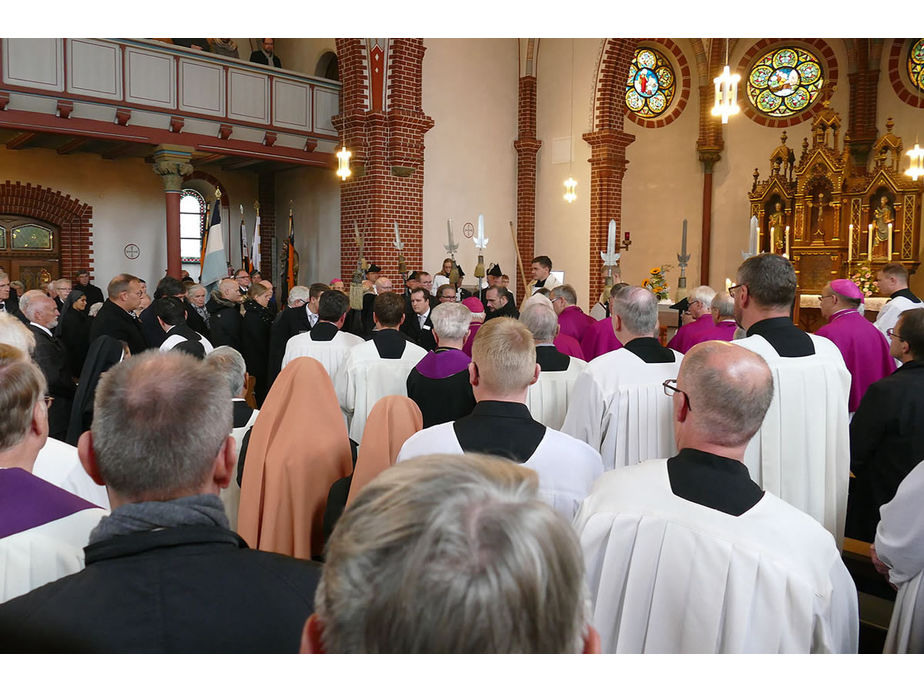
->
[[696, 74, 725, 284], [583, 39, 637, 307], [845, 67, 880, 169], [335, 38, 433, 290], [513, 75, 541, 303], [257, 172, 275, 280]]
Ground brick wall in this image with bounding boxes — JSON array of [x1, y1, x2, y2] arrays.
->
[[335, 38, 433, 289], [257, 172, 275, 281], [583, 39, 637, 307], [514, 75, 541, 304], [0, 180, 93, 279]]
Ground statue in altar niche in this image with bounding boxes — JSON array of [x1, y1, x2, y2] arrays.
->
[[871, 195, 895, 260], [768, 201, 787, 254]]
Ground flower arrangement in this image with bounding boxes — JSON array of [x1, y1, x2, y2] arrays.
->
[[850, 264, 878, 298], [642, 264, 673, 301]]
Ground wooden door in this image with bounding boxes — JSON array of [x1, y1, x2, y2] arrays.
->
[[0, 215, 61, 290]]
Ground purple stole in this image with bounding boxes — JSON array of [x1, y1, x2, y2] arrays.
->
[[816, 309, 896, 411], [414, 348, 471, 379], [698, 320, 738, 343], [0, 467, 98, 539]]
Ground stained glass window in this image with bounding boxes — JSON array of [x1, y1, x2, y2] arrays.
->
[[0, 226, 6, 250], [747, 47, 824, 117], [908, 39, 924, 92], [625, 48, 676, 118], [11, 224, 53, 250], [180, 189, 206, 263]]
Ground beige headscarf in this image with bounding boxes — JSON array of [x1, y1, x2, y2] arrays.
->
[[345, 396, 423, 507], [238, 356, 352, 559]]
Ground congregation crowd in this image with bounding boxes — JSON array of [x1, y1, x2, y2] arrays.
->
[[1, 250, 923, 653]]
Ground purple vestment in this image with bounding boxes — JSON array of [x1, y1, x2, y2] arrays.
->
[[414, 347, 471, 379], [0, 467, 98, 539], [697, 320, 738, 343], [558, 305, 595, 344], [581, 317, 623, 361], [555, 333, 585, 360], [815, 309, 896, 412], [667, 314, 716, 353], [462, 321, 482, 357]]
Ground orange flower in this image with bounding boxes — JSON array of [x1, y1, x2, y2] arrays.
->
[[642, 278, 650, 287], [650, 267, 661, 274]]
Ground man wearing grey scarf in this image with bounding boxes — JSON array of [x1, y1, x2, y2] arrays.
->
[[0, 350, 322, 653]]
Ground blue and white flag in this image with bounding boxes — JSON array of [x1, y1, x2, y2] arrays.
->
[[200, 201, 226, 292]]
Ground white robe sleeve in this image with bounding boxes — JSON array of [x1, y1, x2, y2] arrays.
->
[[561, 370, 606, 453]]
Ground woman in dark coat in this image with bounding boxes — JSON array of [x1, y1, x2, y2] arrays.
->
[[240, 282, 274, 407], [55, 288, 91, 375], [66, 336, 128, 445]]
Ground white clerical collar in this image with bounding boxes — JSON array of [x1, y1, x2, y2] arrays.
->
[[29, 322, 52, 337]]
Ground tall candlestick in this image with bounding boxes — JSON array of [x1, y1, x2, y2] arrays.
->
[[606, 220, 616, 257], [748, 216, 758, 256], [478, 214, 484, 239], [770, 226, 776, 252], [681, 218, 687, 256]]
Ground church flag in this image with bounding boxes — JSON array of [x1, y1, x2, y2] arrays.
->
[[252, 205, 262, 274], [200, 200, 226, 292], [199, 201, 211, 271], [239, 205, 252, 275], [286, 208, 296, 290]]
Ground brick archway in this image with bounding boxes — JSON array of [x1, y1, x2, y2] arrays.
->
[[0, 180, 93, 279], [583, 38, 638, 307]]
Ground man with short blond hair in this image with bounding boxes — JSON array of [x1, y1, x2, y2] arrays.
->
[[874, 262, 923, 340], [398, 317, 602, 519], [575, 341, 858, 653]]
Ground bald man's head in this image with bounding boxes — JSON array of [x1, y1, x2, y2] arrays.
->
[[678, 341, 773, 448]]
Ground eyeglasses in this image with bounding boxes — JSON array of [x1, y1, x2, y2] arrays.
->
[[43, 395, 55, 408], [819, 294, 834, 302], [887, 328, 905, 341], [662, 379, 692, 411], [728, 283, 745, 298]]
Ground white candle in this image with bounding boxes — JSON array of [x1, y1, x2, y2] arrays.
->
[[606, 220, 616, 257], [681, 219, 687, 256], [848, 224, 853, 263], [748, 217, 758, 255], [785, 226, 790, 257], [725, 277, 732, 292], [770, 226, 775, 252], [478, 214, 484, 239], [394, 221, 400, 245]]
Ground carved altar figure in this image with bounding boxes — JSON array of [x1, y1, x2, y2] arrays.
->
[[808, 192, 829, 239], [871, 195, 894, 260], [769, 202, 786, 253]]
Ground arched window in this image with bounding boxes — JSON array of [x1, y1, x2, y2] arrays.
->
[[625, 47, 676, 119], [316, 51, 339, 81], [180, 189, 206, 263], [907, 39, 924, 92], [747, 47, 824, 118]]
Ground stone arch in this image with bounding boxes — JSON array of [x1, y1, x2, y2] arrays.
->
[[0, 181, 93, 279]]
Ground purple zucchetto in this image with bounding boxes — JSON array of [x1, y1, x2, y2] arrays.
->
[[830, 279, 864, 303]]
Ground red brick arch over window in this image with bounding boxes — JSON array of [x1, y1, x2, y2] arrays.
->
[[736, 38, 839, 128], [0, 180, 93, 279], [625, 39, 692, 129], [888, 38, 924, 109]]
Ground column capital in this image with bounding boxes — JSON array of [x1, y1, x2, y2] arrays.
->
[[152, 145, 195, 192]]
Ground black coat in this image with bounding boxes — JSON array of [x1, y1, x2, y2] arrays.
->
[[846, 360, 924, 541], [0, 525, 322, 653], [241, 300, 273, 407], [139, 303, 166, 348], [184, 299, 211, 340], [206, 296, 243, 351], [56, 308, 91, 377], [400, 310, 437, 352], [28, 325, 75, 441], [89, 300, 148, 354], [77, 282, 105, 308], [266, 305, 312, 390], [249, 50, 281, 68]]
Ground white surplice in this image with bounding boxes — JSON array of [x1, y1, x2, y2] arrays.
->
[[223, 401, 259, 532], [574, 459, 859, 653], [736, 333, 850, 544], [875, 459, 924, 653], [282, 329, 364, 393], [526, 357, 587, 430], [340, 338, 427, 442], [560, 348, 682, 470], [160, 332, 214, 354], [33, 437, 110, 511], [873, 295, 924, 339], [397, 423, 603, 520]]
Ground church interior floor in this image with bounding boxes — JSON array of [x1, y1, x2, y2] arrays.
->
[[842, 539, 895, 653]]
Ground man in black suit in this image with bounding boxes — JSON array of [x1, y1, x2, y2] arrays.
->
[[74, 269, 105, 308], [89, 274, 148, 355], [19, 290, 75, 441], [401, 287, 437, 352], [206, 278, 244, 351], [140, 276, 204, 348], [0, 350, 322, 653], [0, 271, 25, 322], [249, 38, 282, 68], [266, 284, 322, 391]]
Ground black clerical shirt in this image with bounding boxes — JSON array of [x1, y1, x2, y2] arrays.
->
[[746, 316, 814, 357], [667, 448, 764, 516], [623, 337, 676, 363], [453, 401, 546, 463]]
